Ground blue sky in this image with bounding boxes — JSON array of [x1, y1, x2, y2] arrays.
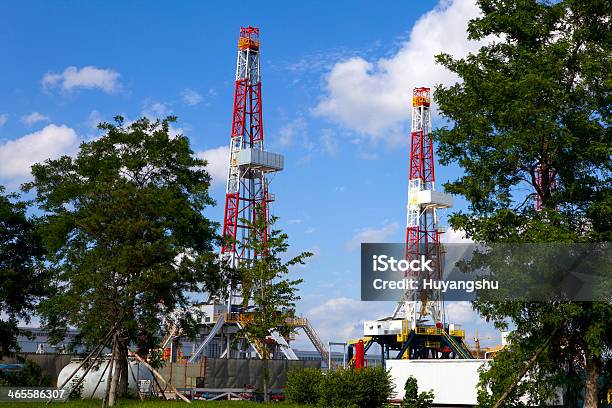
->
[[0, 0, 501, 349]]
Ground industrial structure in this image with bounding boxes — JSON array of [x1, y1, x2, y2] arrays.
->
[[162, 27, 329, 366], [359, 87, 472, 365]]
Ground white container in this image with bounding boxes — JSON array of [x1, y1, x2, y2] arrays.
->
[[363, 318, 404, 336], [387, 359, 488, 404]]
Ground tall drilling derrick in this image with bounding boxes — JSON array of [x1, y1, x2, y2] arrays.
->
[[363, 87, 471, 362], [393, 87, 449, 328], [182, 27, 328, 364], [221, 26, 281, 276]]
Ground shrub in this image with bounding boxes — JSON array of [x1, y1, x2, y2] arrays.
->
[[318, 366, 392, 408], [0, 360, 51, 387], [286, 367, 323, 405], [401, 376, 434, 408]]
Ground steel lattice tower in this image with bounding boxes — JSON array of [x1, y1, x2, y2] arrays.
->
[[172, 27, 331, 364], [364, 87, 470, 361], [221, 26, 283, 305], [393, 87, 451, 329]]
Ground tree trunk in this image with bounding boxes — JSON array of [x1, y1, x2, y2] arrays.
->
[[563, 356, 580, 408], [108, 338, 121, 406], [492, 326, 560, 408], [263, 357, 269, 403], [116, 339, 128, 398], [583, 354, 600, 408], [102, 334, 117, 408]]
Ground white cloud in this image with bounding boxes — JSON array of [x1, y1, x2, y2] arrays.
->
[[181, 88, 203, 106], [20, 112, 50, 126], [87, 110, 104, 130], [441, 227, 473, 243], [278, 117, 309, 148], [313, 0, 486, 139], [42, 66, 121, 93], [444, 301, 494, 338], [347, 222, 400, 251], [287, 219, 302, 224], [305, 227, 317, 234], [0, 124, 79, 186], [445, 301, 477, 324], [197, 146, 229, 188], [142, 101, 171, 119], [303, 297, 390, 345], [277, 119, 339, 158], [0, 114, 8, 127], [319, 129, 338, 156]]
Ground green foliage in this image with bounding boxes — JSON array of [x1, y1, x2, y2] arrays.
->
[[0, 187, 47, 357], [23, 116, 219, 356], [401, 376, 434, 408], [235, 204, 310, 356], [0, 360, 51, 387], [286, 366, 393, 408], [286, 367, 324, 405], [317, 367, 393, 408], [432, 0, 611, 406], [434, 0, 610, 220]]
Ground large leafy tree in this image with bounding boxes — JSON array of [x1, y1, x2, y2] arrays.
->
[[25, 116, 218, 404], [237, 205, 311, 402], [0, 187, 47, 357], [432, 0, 610, 407]]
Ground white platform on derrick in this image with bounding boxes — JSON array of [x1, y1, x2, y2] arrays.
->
[[237, 148, 283, 172], [415, 190, 453, 208]]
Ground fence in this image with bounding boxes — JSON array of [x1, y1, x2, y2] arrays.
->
[[158, 358, 321, 390]]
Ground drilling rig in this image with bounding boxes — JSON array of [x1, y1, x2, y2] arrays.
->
[[361, 88, 472, 364], [170, 27, 329, 364]]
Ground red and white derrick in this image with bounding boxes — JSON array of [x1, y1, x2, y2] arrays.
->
[[221, 27, 283, 283], [393, 87, 452, 328]]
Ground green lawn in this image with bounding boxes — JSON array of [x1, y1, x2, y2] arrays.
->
[[2, 400, 306, 408]]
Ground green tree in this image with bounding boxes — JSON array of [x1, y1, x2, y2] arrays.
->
[[0, 187, 47, 357], [236, 204, 311, 402], [402, 376, 434, 408], [432, 0, 611, 407], [24, 116, 219, 405], [0, 360, 51, 387]]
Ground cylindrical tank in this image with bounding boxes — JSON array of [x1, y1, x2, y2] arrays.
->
[[57, 357, 153, 399], [355, 340, 365, 369]]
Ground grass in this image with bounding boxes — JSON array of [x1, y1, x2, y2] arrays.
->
[[2, 399, 307, 408]]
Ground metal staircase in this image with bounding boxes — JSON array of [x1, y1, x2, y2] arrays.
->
[[301, 318, 333, 367], [270, 331, 299, 360], [441, 330, 473, 359], [190, 314, 226, 362], [160, 323, 179, 350]]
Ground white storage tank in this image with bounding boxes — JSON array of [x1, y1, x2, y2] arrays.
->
[[57, 357, 153, 399]]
